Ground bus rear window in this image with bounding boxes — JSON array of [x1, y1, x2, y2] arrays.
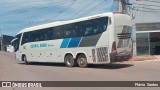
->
[[92, 17, 108, 35]]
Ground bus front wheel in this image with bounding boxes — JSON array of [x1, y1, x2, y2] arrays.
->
[[77, 54, 88, 68], [23, 55, 28, 65], [64, 54, 76, 67]]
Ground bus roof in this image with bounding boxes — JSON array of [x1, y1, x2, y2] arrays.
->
[[17, 12, 125, 35]]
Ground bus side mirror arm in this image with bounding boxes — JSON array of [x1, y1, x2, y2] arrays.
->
[[11, 38, 18, 45]]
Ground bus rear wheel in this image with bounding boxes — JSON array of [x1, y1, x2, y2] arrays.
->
[[64, 54, 76, 67], [77, 54, 88, 68]]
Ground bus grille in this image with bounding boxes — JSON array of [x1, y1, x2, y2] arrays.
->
[[92, 47, 108, 62], [92, 49, 96, 62], [117, 33, 131, 39]]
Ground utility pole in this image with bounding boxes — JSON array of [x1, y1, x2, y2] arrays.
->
[[118, 0, 124, 13], [119, 0, 136, 56], [118, 0, 132, 14]]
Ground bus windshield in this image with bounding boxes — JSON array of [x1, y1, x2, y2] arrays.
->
[[13, 34, 21, 52]]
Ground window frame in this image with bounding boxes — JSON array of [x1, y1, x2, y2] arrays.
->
[[14, 33, 22, 51], [20, 16, 108, 43]]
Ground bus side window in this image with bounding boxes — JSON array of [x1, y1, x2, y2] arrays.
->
[[98, 17, 108, 33], [27, 32, 32, 42], [22, 28, 52, 44], [63, 30, 72, 38], [42, 28, 52, 40], [31, 31, 38, 42], [35, 32, 40, 41], [44, 32, 48, 40], [46, 28, 52, 40], [63, 25, 71, 38], [92, 19, 99, 34], [39, 29, 49, 41], [26, 33, 31, 43], [54, 26, 63, 39], [78, 20, 92, 36], [63, 24, 77, 38], [21, 32, 31, 45], [39, 28, 53, 40], [50, 28, 54, 40], [39, 30, 44, 41]]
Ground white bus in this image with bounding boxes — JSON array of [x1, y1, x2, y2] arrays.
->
[[12, 12, 133, 68]]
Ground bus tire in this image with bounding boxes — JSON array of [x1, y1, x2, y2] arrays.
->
[[77, 54, 88, 68], [64, 54, 76, 67], [23, 55, 29, 65]]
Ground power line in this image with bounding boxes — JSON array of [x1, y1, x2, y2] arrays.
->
[[1, 0, 73, 14], [1, 0, 56, 9], [80, 0, 109, 17], [131, 2, 160, 15], [87, 0, 110, 15], [0, 0, 76, 32], [0, 0, 74, 16], [138, 9, 160, 13], [47, 0, 77, 21], [136, 0, 160, 4], [68, 0, 96, 19], [134, 6, 160, 11], [1, 0, 72, 12], [3, 0, 54, 4], [28, 0, 77, 25], [75, 0, 108, 18], [79, 0, 107, 17], [132, 3, 160, 8]]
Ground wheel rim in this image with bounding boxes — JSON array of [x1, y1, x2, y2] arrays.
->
[[24, 56, 28, 64], [24, 56, 27, 61], [79, 58, 86, 66], [65, 55, 74, 67], [66, 57, 73, 66]]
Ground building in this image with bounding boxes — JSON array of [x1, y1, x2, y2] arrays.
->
[[122, 0, 160, 56], [0, 35, 14, 51], [131, 0, 160, 56]]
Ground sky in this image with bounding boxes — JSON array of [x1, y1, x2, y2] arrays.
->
[[130, 0, 160, 23], [0, 0, 119, 36]]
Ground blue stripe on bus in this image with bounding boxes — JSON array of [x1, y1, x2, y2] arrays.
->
[[68, 37, 82, 48], [60, 38, 70, 48]]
